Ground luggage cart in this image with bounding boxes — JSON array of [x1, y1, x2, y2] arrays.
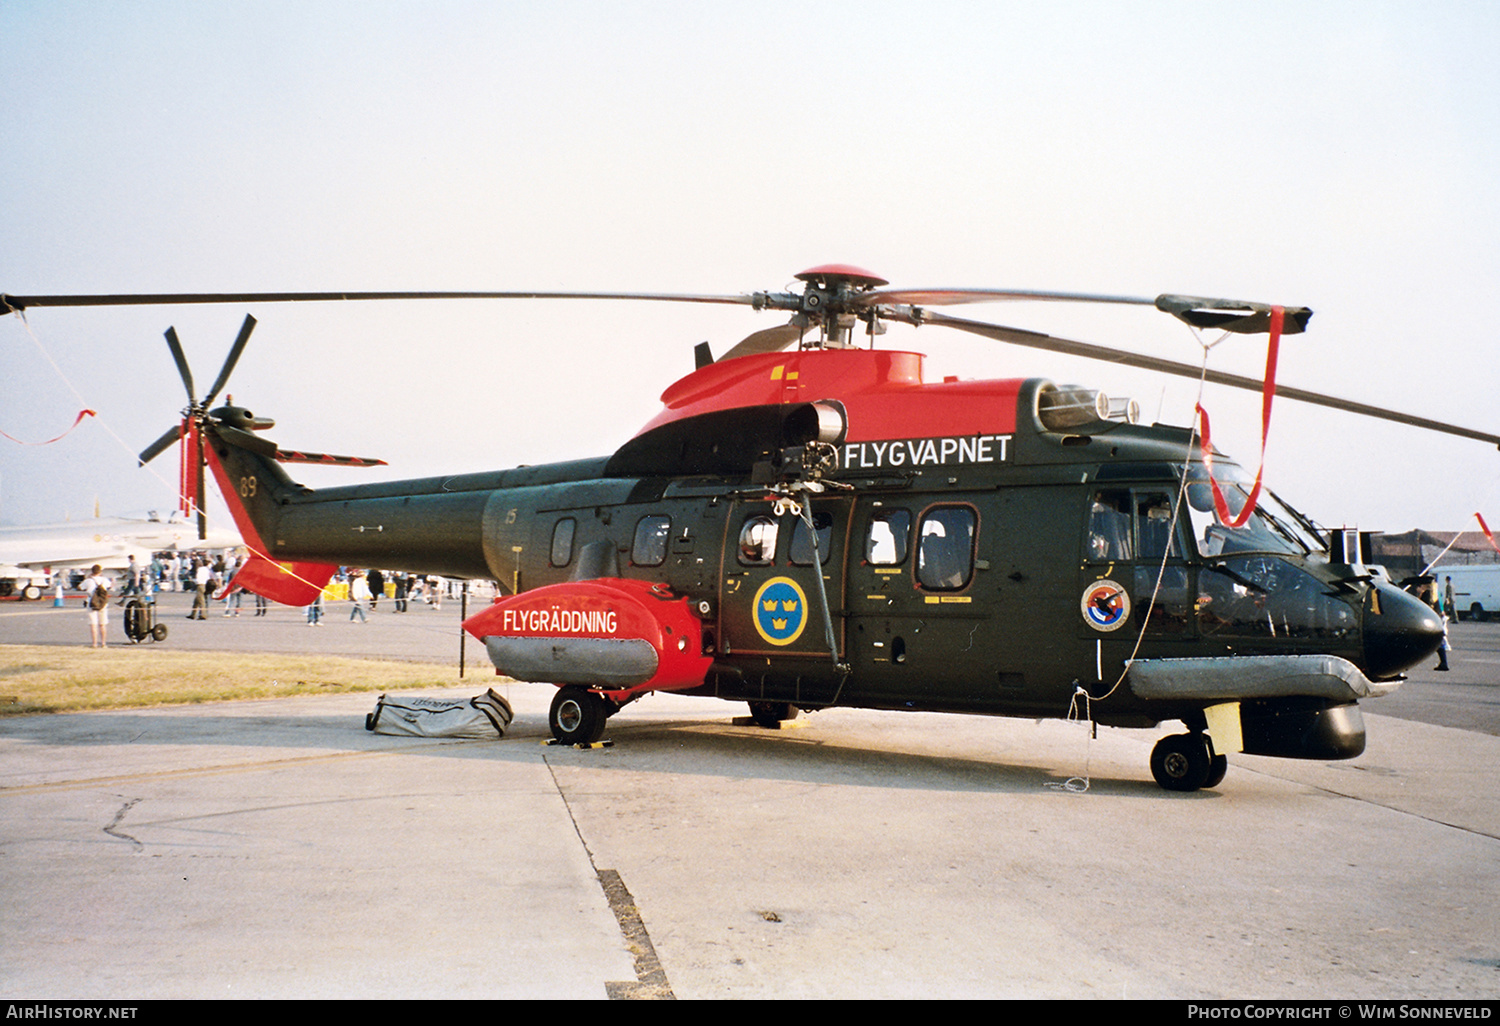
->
[[123, 597, 169, 643]]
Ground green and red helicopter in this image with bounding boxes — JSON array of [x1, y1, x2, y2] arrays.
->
[[9, 264, 1487, 790]]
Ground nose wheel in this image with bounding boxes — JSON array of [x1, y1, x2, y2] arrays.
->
[[1150, 732, 1227, 792], [549, 686, 610, 745]]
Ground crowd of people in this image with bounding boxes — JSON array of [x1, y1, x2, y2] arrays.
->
[[76, 552, 475, 646], [304, 568, 467, 626]]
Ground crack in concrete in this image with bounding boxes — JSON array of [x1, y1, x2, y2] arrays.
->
[[103, 796, 143, 852]]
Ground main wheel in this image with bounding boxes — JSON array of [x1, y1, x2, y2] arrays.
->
[[1202, 753, 1229, 789], [747, 701, 798, 729], [1150, 732, 1213, 792], [549, 686, 609, 745]]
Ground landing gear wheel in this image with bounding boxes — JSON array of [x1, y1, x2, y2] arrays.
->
[[549, 686, 609, 745], [747, 701, 798, 729], [1202, 753, 1228, 789], [151, 623, 168, 642], [1151, 732, 1213, 792]]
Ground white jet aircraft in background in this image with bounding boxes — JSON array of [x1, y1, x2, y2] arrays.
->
[[0, 512, 241, 598]]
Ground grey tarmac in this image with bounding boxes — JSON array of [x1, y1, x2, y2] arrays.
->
[[1, 593, 1498, 999]]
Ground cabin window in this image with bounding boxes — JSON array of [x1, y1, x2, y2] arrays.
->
[[917, 506, 976, 590], [738, 515, 779, 565], [632, 515, 671, 567], [550, 518, 577, 567], [789, 511, 834, 566], [865, 509, 911, 566]]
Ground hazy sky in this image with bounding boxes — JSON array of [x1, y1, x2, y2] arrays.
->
[[4, 1, 1498, 539]]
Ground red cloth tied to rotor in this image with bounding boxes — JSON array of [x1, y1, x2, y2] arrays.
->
[[1478, 513, 1500, 554], [1194, 305, 1284, 529], [0, 408, 95, 445]]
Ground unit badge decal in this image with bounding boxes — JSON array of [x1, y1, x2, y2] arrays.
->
[[752, 576, 809, 646], [1081, 579, 1131, 632]]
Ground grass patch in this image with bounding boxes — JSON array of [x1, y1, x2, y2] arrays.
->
[[0, 644, 474, 716]]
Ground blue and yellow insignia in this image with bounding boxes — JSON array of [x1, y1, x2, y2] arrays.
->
[[752, 576, 809, 646]]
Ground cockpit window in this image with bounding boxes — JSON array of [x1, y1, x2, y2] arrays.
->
[[1086, 490, 1184, 563], [1198, 556, 1356, 640], [1086, 490, 1134, 562], [1185, 465, 1324, 558]]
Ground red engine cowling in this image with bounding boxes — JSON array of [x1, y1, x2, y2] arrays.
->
[[462, 578, 712, 699]]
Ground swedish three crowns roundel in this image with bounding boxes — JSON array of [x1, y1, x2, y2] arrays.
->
[[752, 576, 809, 646]]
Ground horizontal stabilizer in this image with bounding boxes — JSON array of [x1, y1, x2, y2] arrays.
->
[[274, 450, 388, 467]]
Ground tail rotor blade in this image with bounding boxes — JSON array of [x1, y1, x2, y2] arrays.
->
[[164, 326, 195, 401], [138, 423, 184, 466], [203, 314, 256, 407]]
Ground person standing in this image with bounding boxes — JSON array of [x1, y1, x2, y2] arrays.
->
[[189, 558, 211, 619], [349, 572, 370, 623], [1423, 581, 1452, 672], [221, 554, 243, 616], [83, 564, 111, 648], [367, 568, 384, 611]]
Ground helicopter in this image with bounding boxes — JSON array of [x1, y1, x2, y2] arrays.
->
[[5, 265, 1490, 792]]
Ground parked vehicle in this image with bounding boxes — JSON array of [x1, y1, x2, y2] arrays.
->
[[1431, 565, 1500, 621]]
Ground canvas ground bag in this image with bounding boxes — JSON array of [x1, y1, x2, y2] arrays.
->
[[365, 689, 514, 738]]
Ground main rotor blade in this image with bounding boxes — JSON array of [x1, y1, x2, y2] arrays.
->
[[863, 290, 1311, 335], [912, 309, 1500, 448], [164, 326, 195, 401], [861, 287, 1158, 309], [138, 423, 183, 466], [202, 313, 256, 408], [719, 321, 807, 362], [1, 290, 757, 311]]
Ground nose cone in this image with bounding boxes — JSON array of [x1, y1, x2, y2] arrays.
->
[[1363, 584, 1445, 679]]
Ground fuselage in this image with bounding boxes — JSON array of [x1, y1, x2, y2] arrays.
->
[[205, 349, 1443, 736]]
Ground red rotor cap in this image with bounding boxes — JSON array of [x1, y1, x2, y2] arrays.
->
[[794, 264, 889, 288]]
